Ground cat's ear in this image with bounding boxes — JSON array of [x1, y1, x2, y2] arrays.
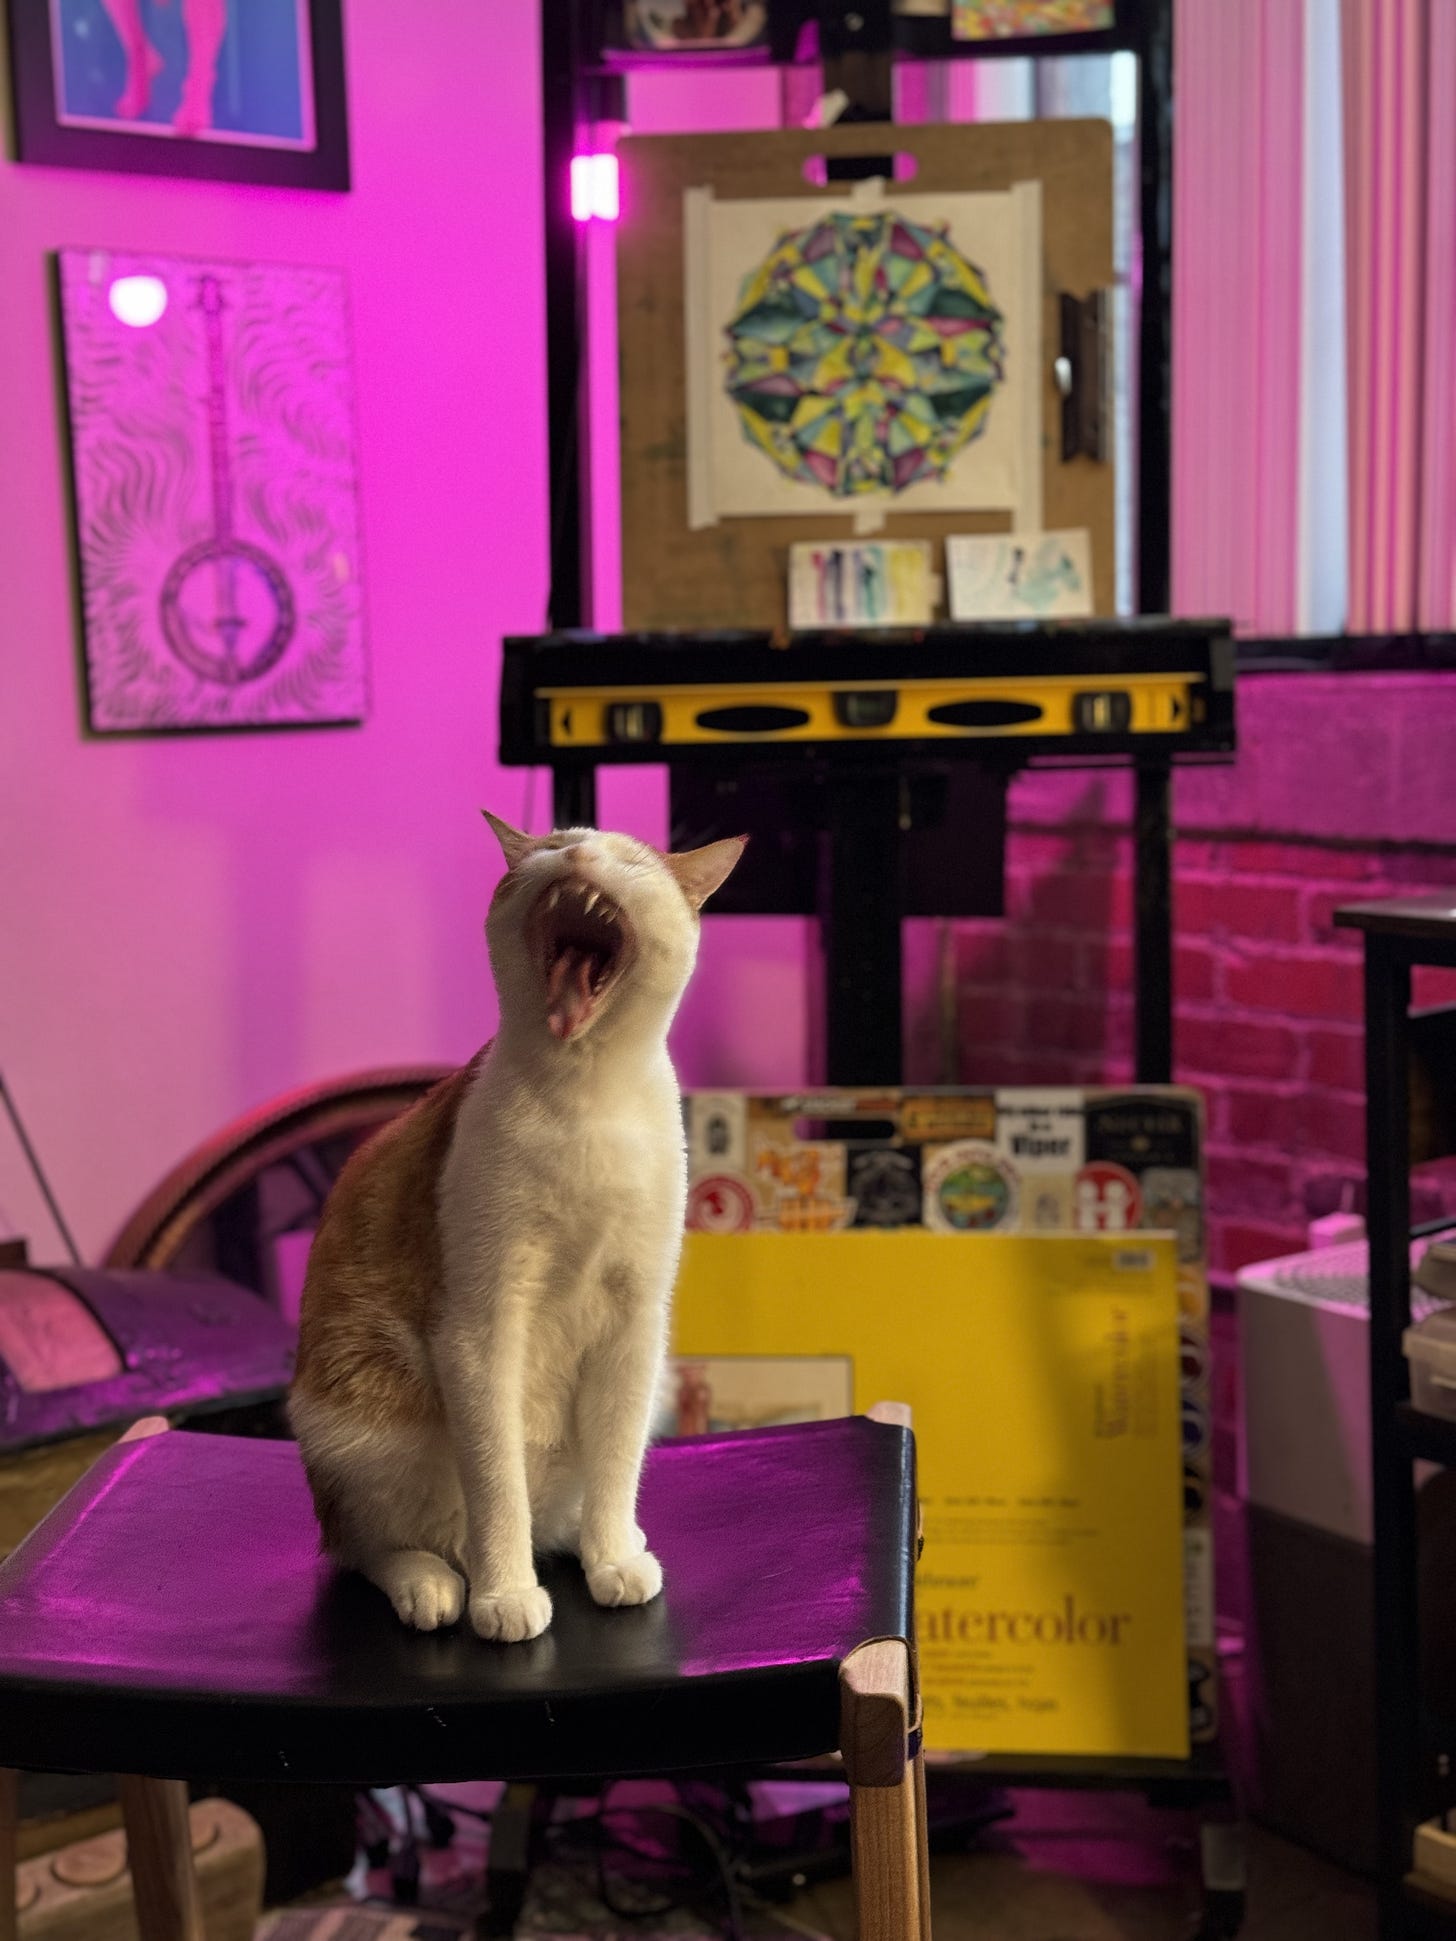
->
[[664, 835, 748, 912], [481, 809, 537, 870]]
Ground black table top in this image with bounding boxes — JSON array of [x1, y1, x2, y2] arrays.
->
[[0, 1417, 915, 1785]]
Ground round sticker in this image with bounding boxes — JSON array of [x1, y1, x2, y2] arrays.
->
[[1181, 1399, 1210, 1460], [1074, 1161, 1144, 1233], [687, 1174, 756, 1234], [849, 1148, 922, 1228], [924, 1142, 1019, 1232], [1180, 1324, 1210, 1390]]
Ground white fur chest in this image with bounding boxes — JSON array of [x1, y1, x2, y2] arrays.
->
[[436, 1051, 685, 1452], [440, 1051, 686, 1275]]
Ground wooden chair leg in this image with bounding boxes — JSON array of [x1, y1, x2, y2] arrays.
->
[[912, 1745, 932, 1941], [841, 1639, 930, 1941], [117, 1775, 204, 1941], [1, 1769, 18, 1941]]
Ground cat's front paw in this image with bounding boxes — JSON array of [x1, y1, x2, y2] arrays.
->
[[469, 1583, 553, 1643], [586, 1551, 663, 1608], [378, 1554, 464, 1632]]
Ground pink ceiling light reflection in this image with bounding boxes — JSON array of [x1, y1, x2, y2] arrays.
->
[[108, 275, 168, 327], [571, 153, 619, 223]]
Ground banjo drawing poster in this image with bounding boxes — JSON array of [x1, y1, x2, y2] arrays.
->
[[58, 248, 367, 733], [685, 181, 1043, 532]]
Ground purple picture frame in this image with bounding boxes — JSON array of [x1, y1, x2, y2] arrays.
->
[[57, 245, 369, 736]]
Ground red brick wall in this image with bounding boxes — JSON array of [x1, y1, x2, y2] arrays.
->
[[909, 827, 1456, 1282]]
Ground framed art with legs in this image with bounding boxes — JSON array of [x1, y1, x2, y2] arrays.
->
[[56, 246, 368, 734], [6, 0, 349, 189]]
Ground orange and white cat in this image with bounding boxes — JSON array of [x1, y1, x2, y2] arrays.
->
[[290, 815, 744, 1642]]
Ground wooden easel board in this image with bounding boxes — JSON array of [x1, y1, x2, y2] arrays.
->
[[617, 119, 1115, 630]]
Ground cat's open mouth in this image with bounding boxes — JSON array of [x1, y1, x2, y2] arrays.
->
[[534, 879, 634, 1040]]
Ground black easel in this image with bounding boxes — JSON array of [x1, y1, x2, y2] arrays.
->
[[535, 0, 1188, 1086], [521, 9, 1244, 1924]]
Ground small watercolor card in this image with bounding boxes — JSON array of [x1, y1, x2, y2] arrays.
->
[[788, 540, 936, 629], [946, 528, 1094, 622]]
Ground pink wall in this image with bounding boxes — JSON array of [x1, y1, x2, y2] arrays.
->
[[0, 15, 810, 1265], [0, 3, 552, 1258]]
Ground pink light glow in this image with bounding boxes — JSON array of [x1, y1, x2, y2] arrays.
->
[[570, 153, 619, 223], [108, 274, 168, 327]]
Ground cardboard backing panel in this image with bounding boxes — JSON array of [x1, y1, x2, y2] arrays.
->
[[617, 119, 1115, 630]]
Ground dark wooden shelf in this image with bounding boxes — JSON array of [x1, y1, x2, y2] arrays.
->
[[930, 1743, 1230, 1804], [1336, 898, 1456, 948], [1397, 1405, 1456, 1468], [769, 1740, 1232, 1806], [1237, 631, 1456, 675], [1351, 909, 1456, 1936], [1405, 1876, 1456, 1936]]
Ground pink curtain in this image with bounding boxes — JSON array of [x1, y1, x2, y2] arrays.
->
[[1171, 0, 1304, 633], [1419, 1, 1456, 629], [1342, 0, 1456, 631]]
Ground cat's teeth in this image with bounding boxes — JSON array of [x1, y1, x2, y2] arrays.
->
[[584, 890, 600, 913], [548, 886, 561, 909], [601, 906, 616, 923]]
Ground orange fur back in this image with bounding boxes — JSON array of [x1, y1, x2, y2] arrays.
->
[[292, 1050, 484, 1430]]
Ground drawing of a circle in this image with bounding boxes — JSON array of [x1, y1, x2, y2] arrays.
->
[[160, 538, 296, 686], [687, 1174, 756, 1234], [724, 210, 1005, 499]]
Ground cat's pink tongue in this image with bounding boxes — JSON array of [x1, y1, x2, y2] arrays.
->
[[546, 947, 596, 1039]]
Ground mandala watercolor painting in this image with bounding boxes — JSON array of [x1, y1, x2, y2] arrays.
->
[[686, 183, 1041, 529], [723, 210, 1006, 499]]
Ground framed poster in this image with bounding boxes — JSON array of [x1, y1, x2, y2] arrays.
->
[[7, 0, 350, 189], [597, 0, 795, 66], [57, 246, 368, 733], [889, 0, 1137, 60], [949, 0, 1129, 50], [610, 0, 771, 54]]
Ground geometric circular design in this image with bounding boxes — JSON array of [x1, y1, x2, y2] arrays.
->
[[159, 538, 296, 686], [724, 209, 1005, 497]]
